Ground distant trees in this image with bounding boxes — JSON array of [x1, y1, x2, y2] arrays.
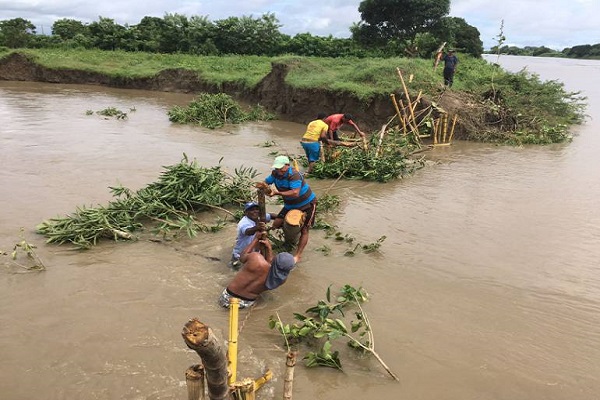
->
[[563, 44, 600, 59], [0, 17, 36, 48]]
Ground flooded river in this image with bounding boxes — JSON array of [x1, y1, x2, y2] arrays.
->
[[1, 55, 599, 400]]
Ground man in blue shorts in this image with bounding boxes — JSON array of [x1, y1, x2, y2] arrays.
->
[[300, 112, 329, 174]]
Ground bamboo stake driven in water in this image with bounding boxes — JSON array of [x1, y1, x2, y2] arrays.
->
[[257, 189, 267, 256], [182, 319, 230, 400], [228, 298, 240, 386], [230, 378, 255, 400], [442, 114, 448, 143], [390, 93, 403, 129], [186, 364, 206, 400], [449, 114, 458, 142], [283, 351, 298, 400]]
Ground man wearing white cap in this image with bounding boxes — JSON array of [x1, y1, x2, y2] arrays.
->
[[264, 155, 317, 263], [219, 235, 296, 309]]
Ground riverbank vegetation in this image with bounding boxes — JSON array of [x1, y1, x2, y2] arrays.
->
[[0, 47, 585, 145]]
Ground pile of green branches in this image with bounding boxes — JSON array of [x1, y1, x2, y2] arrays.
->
[[37, 155, 258, 249], [167, 92, 275, 129], [308, 130, 424, 182]]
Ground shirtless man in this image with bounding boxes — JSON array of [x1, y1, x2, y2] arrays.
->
[[218, 235, 296, 309]]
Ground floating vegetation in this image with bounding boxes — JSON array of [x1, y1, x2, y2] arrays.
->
[[167, 92, 275, 129], [37, 154, 258, 249], [259, 140, 276, 147], [269, 285, 399, 380], [1, 228, 46, 272], [87, 106, 129, 119]]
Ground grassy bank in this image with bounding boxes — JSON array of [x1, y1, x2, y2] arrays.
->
[[1, 48, 586, 144]]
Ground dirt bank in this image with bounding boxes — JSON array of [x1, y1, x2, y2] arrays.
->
[[0, 52, 482, 138]]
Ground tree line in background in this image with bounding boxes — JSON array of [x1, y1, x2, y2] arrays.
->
[[489, 44, 600, 59], [0, 0, 484, 59], [1, 0, 597, 61]]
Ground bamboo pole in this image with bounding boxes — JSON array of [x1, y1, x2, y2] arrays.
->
[[396, 68, 418, 129], [228, 298, 240, 386], [283, 351, 298, 400], [319, 142, 325, 162], [398, 99, 408, 135], [433, 118, 439, 145], [256, 189, 267, 256], [411, 90, 423, 114], [442, 114, 448, 143], [448, 114, 458, 143], [433, 41, 447, 70], [230, 378, 255, 400], [186, 364, 206, 400], [390, 93, 403, 127], [182, 319, 230, 400]]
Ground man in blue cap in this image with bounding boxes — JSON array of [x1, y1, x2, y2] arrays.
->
[[219, 235, 296, 309], [263, 155, 317, 263], [230, 202, 276, 269]]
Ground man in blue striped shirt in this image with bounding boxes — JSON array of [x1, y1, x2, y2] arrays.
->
[[264, 155, 317, 263]]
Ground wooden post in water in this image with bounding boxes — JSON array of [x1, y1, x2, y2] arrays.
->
[[448, 114, 458, 143], [228, 298, 240, 386], [283, 351, 298, 400], [230, 378, 256, 400], [257, 188, 268, 255], [182, 319, 230, 400], [186, 364, 206, 400]]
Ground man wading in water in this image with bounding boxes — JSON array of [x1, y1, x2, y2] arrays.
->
[[261, 155, 317, 263], [219, 235, 296, 309]]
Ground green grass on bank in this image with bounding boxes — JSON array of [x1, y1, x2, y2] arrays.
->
[[15, 48, 273, 87], [2, 48, 526, 98]]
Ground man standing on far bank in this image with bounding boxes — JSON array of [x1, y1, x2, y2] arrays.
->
[[442, 49, 459, 87]]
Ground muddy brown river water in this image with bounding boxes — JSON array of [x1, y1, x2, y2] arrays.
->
[[1, 55, 599, 400]]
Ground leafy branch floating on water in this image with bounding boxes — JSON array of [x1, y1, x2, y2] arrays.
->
[[1, 228, 46, 272], [36, 154, 258, 249], [269, 284, 400, 381], [167, 92, 275, 129]]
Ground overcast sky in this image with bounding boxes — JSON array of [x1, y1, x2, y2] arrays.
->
[[2, 0, 598, 50]]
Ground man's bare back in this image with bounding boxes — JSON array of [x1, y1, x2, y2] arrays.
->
[[227, 252, 270, 300]]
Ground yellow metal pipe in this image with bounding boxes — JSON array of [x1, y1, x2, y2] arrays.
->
[[228, 297, 240, 386]]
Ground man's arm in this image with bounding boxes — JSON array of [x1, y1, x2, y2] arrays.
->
[[271, 187, 300, 198], [240, 235, 261, 263], [348, 120, 365, 138], [260, 238, 273, 264], [243, 222, 266, 236]]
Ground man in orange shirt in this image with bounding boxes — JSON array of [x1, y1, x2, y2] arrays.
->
[[324, 113, 365, 142]]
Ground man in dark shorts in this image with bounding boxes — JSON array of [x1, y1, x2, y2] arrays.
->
[[264, 155, 317, 263], [218, 235, 296, 309], [324, 113, 365, 142]]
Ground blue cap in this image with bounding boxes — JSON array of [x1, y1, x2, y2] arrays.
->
[[264, 253, 296, 290], [244, 202, 259, 212]]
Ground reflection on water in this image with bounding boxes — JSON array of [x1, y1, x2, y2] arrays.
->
[[1, 57, 600, 400]]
